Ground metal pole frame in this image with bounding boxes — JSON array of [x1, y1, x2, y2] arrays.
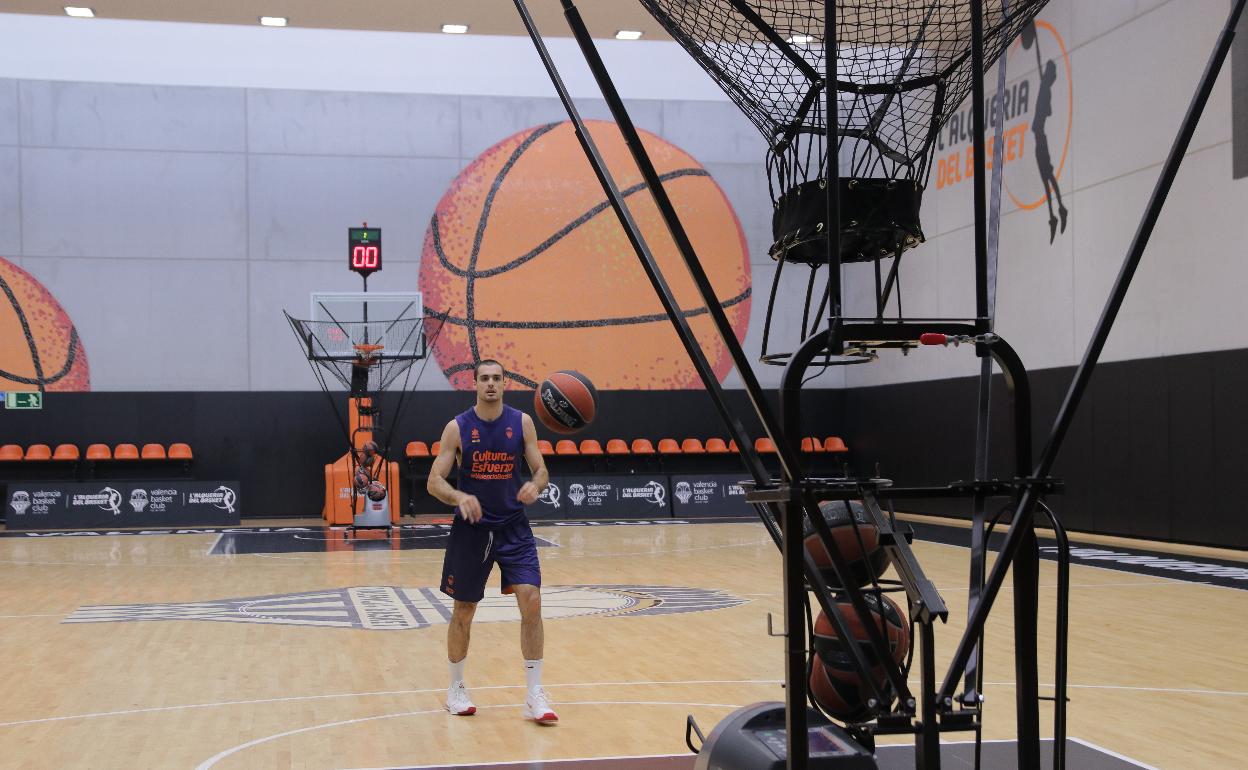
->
[[939, 0, 1248, 739], [509, 1, 1248, 769]]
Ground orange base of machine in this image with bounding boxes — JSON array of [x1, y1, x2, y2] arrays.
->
[[322, 452, 402, 525]]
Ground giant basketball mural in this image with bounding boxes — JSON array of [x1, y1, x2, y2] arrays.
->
[[0, 258, 90, 392], [420, 120, 752, 390]]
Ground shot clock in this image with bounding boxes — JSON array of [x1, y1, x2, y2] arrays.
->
[[348, 226, 382, 277]]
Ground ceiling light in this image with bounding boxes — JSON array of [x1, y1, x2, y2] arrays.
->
[[441, 23, 469, 34], [615, 30, 644, 40], [64, 6, 94, 17], [259, 16, 288, 27], [788, 34, 814, 44]]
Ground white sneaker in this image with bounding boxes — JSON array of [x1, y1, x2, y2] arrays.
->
[[444, 681, 476, 716], [523, 687, 558, 725]]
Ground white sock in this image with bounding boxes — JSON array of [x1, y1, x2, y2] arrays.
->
[[449, 658, 466, 686], [524, 659, 543, 691]]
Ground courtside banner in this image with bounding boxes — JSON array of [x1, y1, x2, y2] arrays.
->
[[530, 475, 672, 519], [4, 481, 241, 529], [669, 474, 755, 518]]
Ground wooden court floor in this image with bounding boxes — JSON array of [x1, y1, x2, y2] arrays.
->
[[0, 518, 1244, 769]]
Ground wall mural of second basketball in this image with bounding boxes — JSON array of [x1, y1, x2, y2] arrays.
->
[[0, 257, 91, 393], [419, 120, 752, 390]]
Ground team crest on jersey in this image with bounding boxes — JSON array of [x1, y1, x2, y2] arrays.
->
[[506, 426, 514, 439], [470, 428, 481, 443], [63, 585, 745, 630]]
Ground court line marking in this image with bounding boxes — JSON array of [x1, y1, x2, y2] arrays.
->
[[916, 538, 1247, 592], [349, 752, 690, 770], [733, 580, 1189, 597], [1068, 737, 1160, 769], [346, 738, 1153, 770], [195, 700, 747, 770], [0, 613, 67, 619], [982, 681, 1248, 697], [0, 678, 783, 729], [0, 528, 773, 567]]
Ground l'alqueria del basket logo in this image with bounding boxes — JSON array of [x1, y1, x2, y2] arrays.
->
[[64, 585, 746, 631], [933, 19, 1073, 244]]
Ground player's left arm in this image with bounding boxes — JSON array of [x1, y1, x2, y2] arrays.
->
[[517, 413, 549, 505]]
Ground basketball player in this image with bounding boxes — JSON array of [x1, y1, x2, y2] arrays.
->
[[427, 359, 557, 724]]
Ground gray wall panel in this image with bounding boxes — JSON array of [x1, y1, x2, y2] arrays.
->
[[1071, 0, 1228, 193], [21, 148, 246, 259], [248, 154, 460, 262], [0, 79, 17, 146], [247, 89, 460, 157], [21, 258, 249, 390], [660, 100, 769, 165], [19, 81, 245, 152], [458, 96, 663, 160], [701, 161, 773, 266], [0, 148, 20, 256]]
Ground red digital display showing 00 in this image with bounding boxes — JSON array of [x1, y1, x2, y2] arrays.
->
[[348, 227, 382, 276]]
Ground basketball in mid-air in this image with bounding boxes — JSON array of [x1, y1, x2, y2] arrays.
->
[[534, 370, 598, 435]]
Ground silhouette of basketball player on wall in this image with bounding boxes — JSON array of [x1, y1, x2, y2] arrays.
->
[[1023, 22, 1068, 243]]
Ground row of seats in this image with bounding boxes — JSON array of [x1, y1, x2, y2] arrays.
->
[[0, 443, 194, 461], [406, 436, 848, 458]]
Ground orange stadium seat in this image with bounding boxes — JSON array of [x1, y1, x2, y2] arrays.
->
[[85, 444, 111, 461], [537, 440, 555, 456], [24, 444, 52, 461], [167, 443, 193, 460], [0, 444, 23, 461], [754, 437, 777, 454], [52, 444, 80, 461], [114, 444, 140, 460], [704, 438, 729, 454], [680, 438, 706, 454], [430, 441, 442, 456], [630, 438, 655, 455], [555, 440, 579, 455], [800, 437, 817, 452], [823, 436, 849, 454], [605, 439, 630, 455], [406, 441, 430, 458], [657, 438, 681, 454], [727, 439, 740, 453], [579, 439, 604, 455], [141, 443, 167, 459]]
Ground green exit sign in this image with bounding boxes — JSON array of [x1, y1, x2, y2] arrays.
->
[[4, 392, 43, 409]]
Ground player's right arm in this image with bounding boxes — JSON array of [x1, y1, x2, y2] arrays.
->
[[427, 419, 482, 523]]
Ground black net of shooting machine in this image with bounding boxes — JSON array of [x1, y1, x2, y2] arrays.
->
[[640, 0, 1047, 363]]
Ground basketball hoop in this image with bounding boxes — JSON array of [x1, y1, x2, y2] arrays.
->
[[353, 343, 385, 366]]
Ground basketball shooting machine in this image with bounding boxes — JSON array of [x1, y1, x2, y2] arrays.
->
[[513, 0, 1248, 768], [286, 226, 444, 533]]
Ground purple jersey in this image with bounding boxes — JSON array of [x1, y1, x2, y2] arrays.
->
[[455, 404, 526, 529]]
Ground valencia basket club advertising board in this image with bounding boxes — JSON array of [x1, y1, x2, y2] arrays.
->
[[4, 481, 241, 529]]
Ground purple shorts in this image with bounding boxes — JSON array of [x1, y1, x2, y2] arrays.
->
[[440, 516, 541, 603]]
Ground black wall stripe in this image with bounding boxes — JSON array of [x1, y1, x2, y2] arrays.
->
[[3, 348, 1246, 549]]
